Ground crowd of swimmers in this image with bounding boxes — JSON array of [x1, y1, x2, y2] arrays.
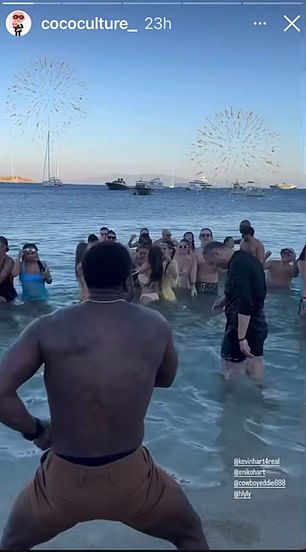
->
[[0, 220, 305, 315]]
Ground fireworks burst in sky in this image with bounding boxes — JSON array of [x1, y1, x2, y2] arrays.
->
[[7, 57, 87, 140], [191, 108, 280, 179]]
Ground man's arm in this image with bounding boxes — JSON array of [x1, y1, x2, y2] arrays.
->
[[256, 241, 266, 265], [263, 260, 272, 271], [292, 261, 299, 278], [231, 263, 253, 339], [0, 319, 43, 436], [155, 323, 178, 388]]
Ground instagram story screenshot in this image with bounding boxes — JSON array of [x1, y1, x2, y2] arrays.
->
[[0, 0, 305, 550]]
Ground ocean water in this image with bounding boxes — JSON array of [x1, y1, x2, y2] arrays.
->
[[0, 184, 305, 549]]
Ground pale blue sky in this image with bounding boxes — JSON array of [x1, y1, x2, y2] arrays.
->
[[0, 3, 304, 185]]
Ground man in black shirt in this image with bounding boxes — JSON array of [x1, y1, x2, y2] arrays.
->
[[203, 241, 267, 384]]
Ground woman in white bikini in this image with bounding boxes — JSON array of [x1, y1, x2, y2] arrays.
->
[[135, 245, 163, 306]]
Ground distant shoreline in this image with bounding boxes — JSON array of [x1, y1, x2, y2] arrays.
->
[[0, 177, 33, 184]]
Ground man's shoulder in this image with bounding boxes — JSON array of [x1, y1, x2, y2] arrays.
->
[[37, 304, 81, 329], [130, 302, 169, 327], [231, 250, 257, 269]]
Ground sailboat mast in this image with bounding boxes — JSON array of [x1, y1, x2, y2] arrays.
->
[[47, 130, 51, 181], [170, 166, 175, 188]]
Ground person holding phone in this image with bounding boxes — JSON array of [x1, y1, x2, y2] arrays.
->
[[13, 243, 52, 303]]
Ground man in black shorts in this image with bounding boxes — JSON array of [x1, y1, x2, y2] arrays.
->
[[203, 241, 267, 384]]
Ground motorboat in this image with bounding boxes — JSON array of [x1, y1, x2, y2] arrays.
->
[[147, 177, 165, 190], [105, 178, 129, 190], [188, 175, 212, 191], [230, 180, 245, 196], [132, 178, 153, 195], [270, 182, 297, 190]]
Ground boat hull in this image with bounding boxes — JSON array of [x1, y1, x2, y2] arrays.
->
[[106, 183, 130, 190]]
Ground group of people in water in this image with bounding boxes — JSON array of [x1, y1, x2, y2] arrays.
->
[[0, 219, 305, 312], [74, 220, 306, 311], [0, 221, 305, 551]]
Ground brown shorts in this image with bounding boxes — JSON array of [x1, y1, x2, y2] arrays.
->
[[1, 447, 199, 549]]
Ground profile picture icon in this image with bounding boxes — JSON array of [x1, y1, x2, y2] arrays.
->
[[6, 11, 32, 37]]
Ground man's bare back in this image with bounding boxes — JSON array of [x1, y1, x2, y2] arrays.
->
[[0, 242, 208, 551], [41, 301, 173, 456], [240, 236, 265, 264]]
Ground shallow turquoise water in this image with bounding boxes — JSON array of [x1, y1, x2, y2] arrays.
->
[[0, 185, 305, 547]]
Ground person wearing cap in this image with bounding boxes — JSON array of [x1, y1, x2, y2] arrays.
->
[[264, 248, 299, 288], [0, 237, 17, 304], [154, 229, 178, 247]]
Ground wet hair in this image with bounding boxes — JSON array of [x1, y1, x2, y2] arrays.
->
[[242, 226, 255, 237], [22, 243, 45, 272], [202, 241, 225, 258], [147, 245, 163, 287], [140, 227, 150, 235], [100, 226, 109, 233], [107, 230, 117, 239], [183, 231, 195, 250], [199, 227, 213, 239], [0, 236, 9, 252], [223, 236, 234, 245], [82, 242, 132, 290], [179, 239, 190, 247], [87, 234, 99, 244], [239, 219, 251, 231], [23, 242, 38, 251]]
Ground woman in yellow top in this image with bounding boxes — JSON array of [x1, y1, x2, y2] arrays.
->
[[160, 241, 178, 302]]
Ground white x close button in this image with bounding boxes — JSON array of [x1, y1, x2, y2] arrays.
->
[[283, 15, 301, 32]]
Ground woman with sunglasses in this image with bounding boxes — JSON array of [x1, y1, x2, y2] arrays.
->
[[193, 228, 219, 296], [0, 236, 17, 304], [107, 230, 117, 241], [160, 241, 178, 302], [175, 239, 197, 297], [13, 243, 52, 303]]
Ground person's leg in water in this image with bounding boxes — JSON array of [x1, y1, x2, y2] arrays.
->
[[245, 356, 264, 387], [222, 359, 247, 381]]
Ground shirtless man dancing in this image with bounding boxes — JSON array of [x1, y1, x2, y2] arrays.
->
[[265, 248, 299, 287], [0, 242, 208, 550], [240, 226, 265, 264]]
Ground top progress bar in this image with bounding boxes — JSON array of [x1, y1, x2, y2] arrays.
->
[[1, 1, 304, 4]]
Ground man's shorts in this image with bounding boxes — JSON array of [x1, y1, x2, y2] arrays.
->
[[196, 282, 219, 295], [1, 446, 197, 549], [221, 326, 268, 363]]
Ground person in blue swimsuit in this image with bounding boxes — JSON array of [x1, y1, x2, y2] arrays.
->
[[13, 243, 52, 302]]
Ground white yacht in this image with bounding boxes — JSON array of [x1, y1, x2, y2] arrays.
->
[[187, 175, 212, 191], [147, 177, 165, 190], [270, 182, 298, 190]]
